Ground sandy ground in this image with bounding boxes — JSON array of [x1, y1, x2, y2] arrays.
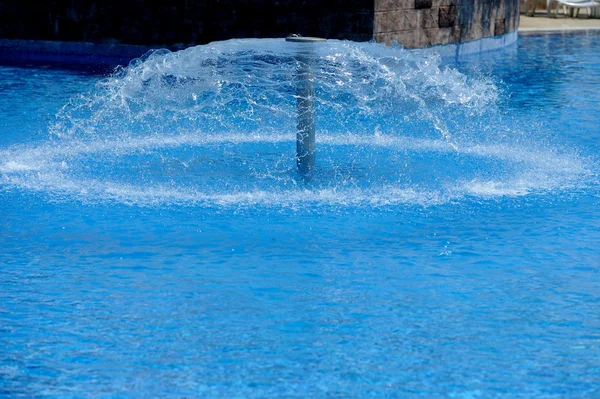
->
[[520, 13, 600, 31]]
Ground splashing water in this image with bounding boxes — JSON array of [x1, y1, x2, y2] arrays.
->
[[0, 39, 591, 207]]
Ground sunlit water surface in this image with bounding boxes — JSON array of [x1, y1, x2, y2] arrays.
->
[[1, 33, 599, 398]]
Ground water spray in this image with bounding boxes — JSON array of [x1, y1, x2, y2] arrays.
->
[[285, 35, 326, 177]]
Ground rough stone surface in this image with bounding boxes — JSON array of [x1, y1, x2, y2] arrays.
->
[[439, 6, 457, 27], [374, 0, 520, 48], [0, 0, 519, 50], [495, 18, 507, 35]]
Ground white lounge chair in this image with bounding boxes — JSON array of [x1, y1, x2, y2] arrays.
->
[[547, 0, 600, 17]]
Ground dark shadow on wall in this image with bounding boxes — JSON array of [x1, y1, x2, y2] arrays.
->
[[453, 0, 520, 42], [0, 0, 374, 46]]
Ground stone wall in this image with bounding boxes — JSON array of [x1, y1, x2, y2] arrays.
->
[[374, 0, 520, 48], [0, 0, 518, 50]]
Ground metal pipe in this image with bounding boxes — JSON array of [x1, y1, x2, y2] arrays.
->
[[286, 35, 326, 177]]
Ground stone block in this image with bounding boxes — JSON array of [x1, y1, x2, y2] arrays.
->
[[473, 5, 491, 23], [495, 1, 507, 16], [419, 8, 439, 28], [505, 13, 518, 31], [438, 6, 456, 27], [374, 30, 418, 47], [456, 5, 475, 24], [494, 18, 506, 35], [457, 23, 484, 41], [374, 9, 418, 33], [417, 27, 453, 46], [375, 0, 417, 11], [468, 4, 483, 24], [432, 0, 459, 7]]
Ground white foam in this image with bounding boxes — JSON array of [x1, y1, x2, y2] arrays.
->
[[0, 128, 592, 208], [0, 39, 593, 207], [0, 161, 37, 173], [464, 180, 529, 197], [0, 131, 589, 167]]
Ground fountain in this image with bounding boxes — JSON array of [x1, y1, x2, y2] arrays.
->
[[1, 38, 586, 206]]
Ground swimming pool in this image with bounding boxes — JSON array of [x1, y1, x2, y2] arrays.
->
[[1, 32, 599, 397]]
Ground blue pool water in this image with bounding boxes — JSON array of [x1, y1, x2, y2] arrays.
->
[[1, 32, 599, 398]]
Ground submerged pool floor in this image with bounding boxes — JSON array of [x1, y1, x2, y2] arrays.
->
[[1, 33, 599, 398]]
